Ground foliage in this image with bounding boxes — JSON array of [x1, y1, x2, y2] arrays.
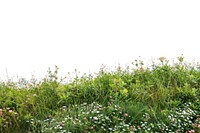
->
[[0, 56, 200, 132]]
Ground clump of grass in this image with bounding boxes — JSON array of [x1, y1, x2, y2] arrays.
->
[[0, 56, 200, 132]]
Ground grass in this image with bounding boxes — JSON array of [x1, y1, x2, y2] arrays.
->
[[0, 56, 200, 133]]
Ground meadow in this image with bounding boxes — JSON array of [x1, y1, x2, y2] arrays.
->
[[0, 56, 200, 133]]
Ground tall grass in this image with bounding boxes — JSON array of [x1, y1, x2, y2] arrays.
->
[[0, 56, 200, 132]]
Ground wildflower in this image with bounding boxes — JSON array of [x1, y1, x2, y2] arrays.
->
[[137, 125, 141, 129], [158, 57, 166, 63], [188, 130, 195, 133], [129, 126, 133, 131], [10, 121, 12, 125], [108, 128, 113, 131], [90, 126, 94, 130], [124, 113, 128, 117], [9, 110, 13, 113], [96, 111, 100, 114], [198, 124, 200, 128], [171, 118, 175, 122], [93, 117, 98, 120]]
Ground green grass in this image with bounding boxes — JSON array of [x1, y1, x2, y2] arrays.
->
[[0, 56, 200, 133]]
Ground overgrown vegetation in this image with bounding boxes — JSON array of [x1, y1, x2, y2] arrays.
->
[[0, 56, 200, 133]]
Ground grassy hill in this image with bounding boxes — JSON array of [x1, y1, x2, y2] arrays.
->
[[0, 56, 200, 133]]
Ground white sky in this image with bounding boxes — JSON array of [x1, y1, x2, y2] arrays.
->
[[0, 0, 200, 81]]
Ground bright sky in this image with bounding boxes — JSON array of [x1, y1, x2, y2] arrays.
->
[[0, 0, 200, 81]]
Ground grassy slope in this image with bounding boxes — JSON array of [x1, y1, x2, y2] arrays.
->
[[0, 56, 200, 132]]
